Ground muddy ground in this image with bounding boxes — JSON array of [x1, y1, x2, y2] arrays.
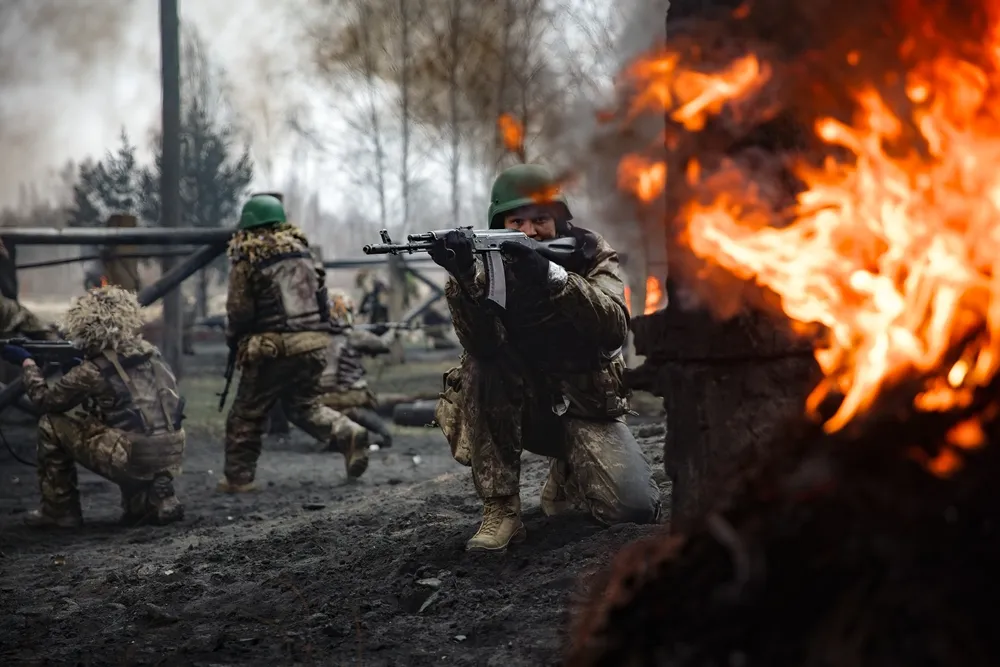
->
[[0, 343, 669, 666]]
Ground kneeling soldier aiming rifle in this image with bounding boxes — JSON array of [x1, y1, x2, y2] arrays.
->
[[0, 286, 186, 528]]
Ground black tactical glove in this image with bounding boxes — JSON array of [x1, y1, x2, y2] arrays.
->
[[546, 224, 599, 276], [0, 344, 31, 365], [500, 241, 550, 285], [429, 231, 475, 279]]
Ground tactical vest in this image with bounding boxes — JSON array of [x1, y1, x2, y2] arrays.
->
[[337, 344, 367, 388], [249, 250, 331, 334], [319, 334, 347, 392], [319, 334, 367, 392], [93, 349, 186, 473]]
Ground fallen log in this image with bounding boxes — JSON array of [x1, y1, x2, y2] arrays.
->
[[392, 400, 439, 428], [375, 392, 441, 417]]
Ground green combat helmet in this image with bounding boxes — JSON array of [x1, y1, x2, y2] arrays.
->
[[238, 195, 286, 230], [487, 164, 573, 229]]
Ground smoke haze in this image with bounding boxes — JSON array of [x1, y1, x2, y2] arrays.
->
[[0, 0, 311, 209]]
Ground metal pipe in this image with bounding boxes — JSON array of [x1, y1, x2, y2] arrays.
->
[[0, 242, 228, 417], [402, 292, 445, 325], [17, 248, 196, 270], [0, 227, 233, 245], [137, 242, 227, 307]]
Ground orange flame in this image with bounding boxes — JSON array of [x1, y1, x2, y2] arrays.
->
[[99, 276, 109, 287], [498, 113, 524, 154], [612, 4, 1000, 476], [622, 51, 771, 130], [624, 276, 665, 315], [618, 155, 667, 202]]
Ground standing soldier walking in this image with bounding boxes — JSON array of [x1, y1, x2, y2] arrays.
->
[[219, 194, 370, 492]]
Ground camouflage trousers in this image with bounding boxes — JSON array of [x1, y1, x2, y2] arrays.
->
[[37, 413, 184, 519], [224, 349, 367, 484], [437, 385, 660, 526]]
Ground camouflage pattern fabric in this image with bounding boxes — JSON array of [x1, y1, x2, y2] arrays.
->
[[0, 294, 56, 339], [22, 286, 185, 522], [224, 222, 331, 343], [35, 412, 180, 520], [435, 228, 660, 525], [224, 349, 367, 483]]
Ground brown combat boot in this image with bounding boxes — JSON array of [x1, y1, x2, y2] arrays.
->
[[216, 477, 257, 493], [340, 430, 369, 479], [148, 474, 184, 525], [23, 507, 83, 529], [466, 495, 526, 552]]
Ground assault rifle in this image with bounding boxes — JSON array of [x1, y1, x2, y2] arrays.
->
[[362, 227, 576, 310], [0, 339, 82, 370]]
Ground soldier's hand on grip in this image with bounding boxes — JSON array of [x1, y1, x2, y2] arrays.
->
[[547, 225, 598, 275], [1, 344, 31, 365], [429, 230, 475, 278], [500, 241, 550, 284]]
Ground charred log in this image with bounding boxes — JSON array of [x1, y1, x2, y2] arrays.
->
[[566, 382, 1000, 667]]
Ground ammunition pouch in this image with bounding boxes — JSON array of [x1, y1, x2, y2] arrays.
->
[[557, 349, 630, 420], [239, 334, 283, 366]]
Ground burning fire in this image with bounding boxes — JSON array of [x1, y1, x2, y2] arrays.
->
[[625, 276, 666, 316], [100, 276, 109, 287], [498, 113, 524, 154], [610, 2, 1000, 475]]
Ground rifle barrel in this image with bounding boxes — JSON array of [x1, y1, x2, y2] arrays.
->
[[362, 242, 432, 255]]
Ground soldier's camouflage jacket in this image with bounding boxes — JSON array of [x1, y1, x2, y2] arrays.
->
[[319, 327, 388, 393], [23, 288, 185, 479], [225, 223, 332, 367], [318, 327, 388, 409], [435, 228, 631, 463]]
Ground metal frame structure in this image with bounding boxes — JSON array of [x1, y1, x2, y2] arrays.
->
[[0, 227, 235, 416], [321, 256, 446, 326], [0, 226, 448, 415]]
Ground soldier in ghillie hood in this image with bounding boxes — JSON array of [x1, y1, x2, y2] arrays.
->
[[0, 286, 186, 528], [219, 194, 370, 492], [431, 164, 661, 552]]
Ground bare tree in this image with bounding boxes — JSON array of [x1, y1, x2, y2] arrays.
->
[[312, 0, 391, 232], [398, 0, 412, 231]]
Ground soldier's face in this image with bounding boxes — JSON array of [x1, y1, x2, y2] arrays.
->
[[503, 206, 557, 240]]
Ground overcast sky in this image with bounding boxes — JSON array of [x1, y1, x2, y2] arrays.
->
[[0, 0, 666, 227]]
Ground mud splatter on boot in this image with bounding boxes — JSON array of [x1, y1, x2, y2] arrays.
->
[[466, 495, 525, 552]]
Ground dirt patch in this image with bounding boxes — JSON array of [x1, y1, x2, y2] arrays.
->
[[0, 347, 669, 666]]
